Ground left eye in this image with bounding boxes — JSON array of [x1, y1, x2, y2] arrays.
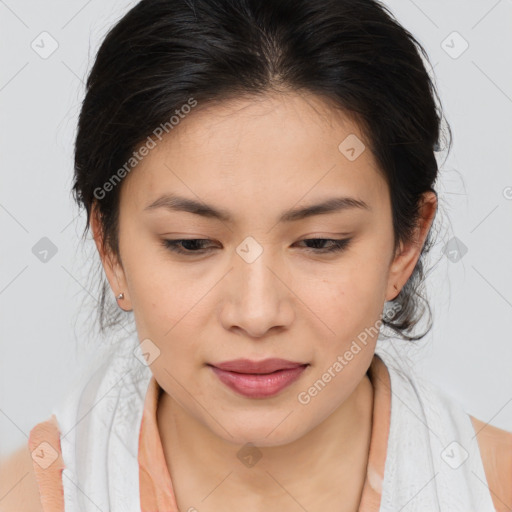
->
[[162, 238, 351, 255], [297, 238, 351, 253]]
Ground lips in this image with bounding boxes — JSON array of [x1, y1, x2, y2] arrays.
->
[[208, 358, 309, 398], [210, 358, 306, 374]]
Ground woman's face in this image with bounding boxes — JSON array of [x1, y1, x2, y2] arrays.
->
[[94, 91, 434, 446]]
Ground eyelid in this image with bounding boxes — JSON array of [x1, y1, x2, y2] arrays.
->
[[161, 236, 353, 256]]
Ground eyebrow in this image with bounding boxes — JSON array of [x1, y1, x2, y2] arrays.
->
[[144, 193, 371, 223]]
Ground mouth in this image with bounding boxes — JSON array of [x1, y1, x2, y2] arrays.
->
[[207, 359, 310, 398]]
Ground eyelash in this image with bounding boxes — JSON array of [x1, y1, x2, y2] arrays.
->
[[162, 238, 352, 255]]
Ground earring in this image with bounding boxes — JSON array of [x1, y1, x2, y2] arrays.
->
[[116, 292, 124, 300]]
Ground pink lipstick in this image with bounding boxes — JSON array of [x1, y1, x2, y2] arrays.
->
[[208, 358, 309, 398]]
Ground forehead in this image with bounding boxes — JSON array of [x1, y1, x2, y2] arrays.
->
[[119, 91, 388, 216]]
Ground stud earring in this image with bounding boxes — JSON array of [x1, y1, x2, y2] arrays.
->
[[116, 292, 124, 300]]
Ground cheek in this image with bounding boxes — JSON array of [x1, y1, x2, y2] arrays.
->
[[119, 228, 175, 305], [302, 253, 389, 350], [123, 254, 211, 361], [121, 244, 180, 338]]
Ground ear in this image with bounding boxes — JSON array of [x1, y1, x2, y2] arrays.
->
[[90, 202, 133, 311], [385, 191, 438, 302]]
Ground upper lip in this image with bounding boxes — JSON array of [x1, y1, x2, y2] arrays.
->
[[210, 358, 308, 374]]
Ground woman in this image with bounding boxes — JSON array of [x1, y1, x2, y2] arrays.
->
[[1, 0, 511, 510]]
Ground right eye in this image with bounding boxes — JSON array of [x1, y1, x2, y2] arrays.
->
[[161, 239, 215, 255]]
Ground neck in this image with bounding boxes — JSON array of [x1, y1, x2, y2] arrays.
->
[[157, 373, 374, 511]]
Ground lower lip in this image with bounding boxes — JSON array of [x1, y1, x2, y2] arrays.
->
[[209, 365, 308, 398]]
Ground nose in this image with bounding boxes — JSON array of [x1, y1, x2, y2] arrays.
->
[[219, 245, 295, 339]]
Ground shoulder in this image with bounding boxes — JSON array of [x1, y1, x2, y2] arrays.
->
[[470, 415, 512, 512], [0, 444, 43, 512], [0, 414, 65, 512]]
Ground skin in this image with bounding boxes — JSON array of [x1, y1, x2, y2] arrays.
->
[[91, 90, 437, 511]]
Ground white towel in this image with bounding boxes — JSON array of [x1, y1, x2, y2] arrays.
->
[[375, 347, 496, 511], [51, 333, 497, 511]]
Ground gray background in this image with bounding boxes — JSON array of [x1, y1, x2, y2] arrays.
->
[[1, 0, 511, 459]]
